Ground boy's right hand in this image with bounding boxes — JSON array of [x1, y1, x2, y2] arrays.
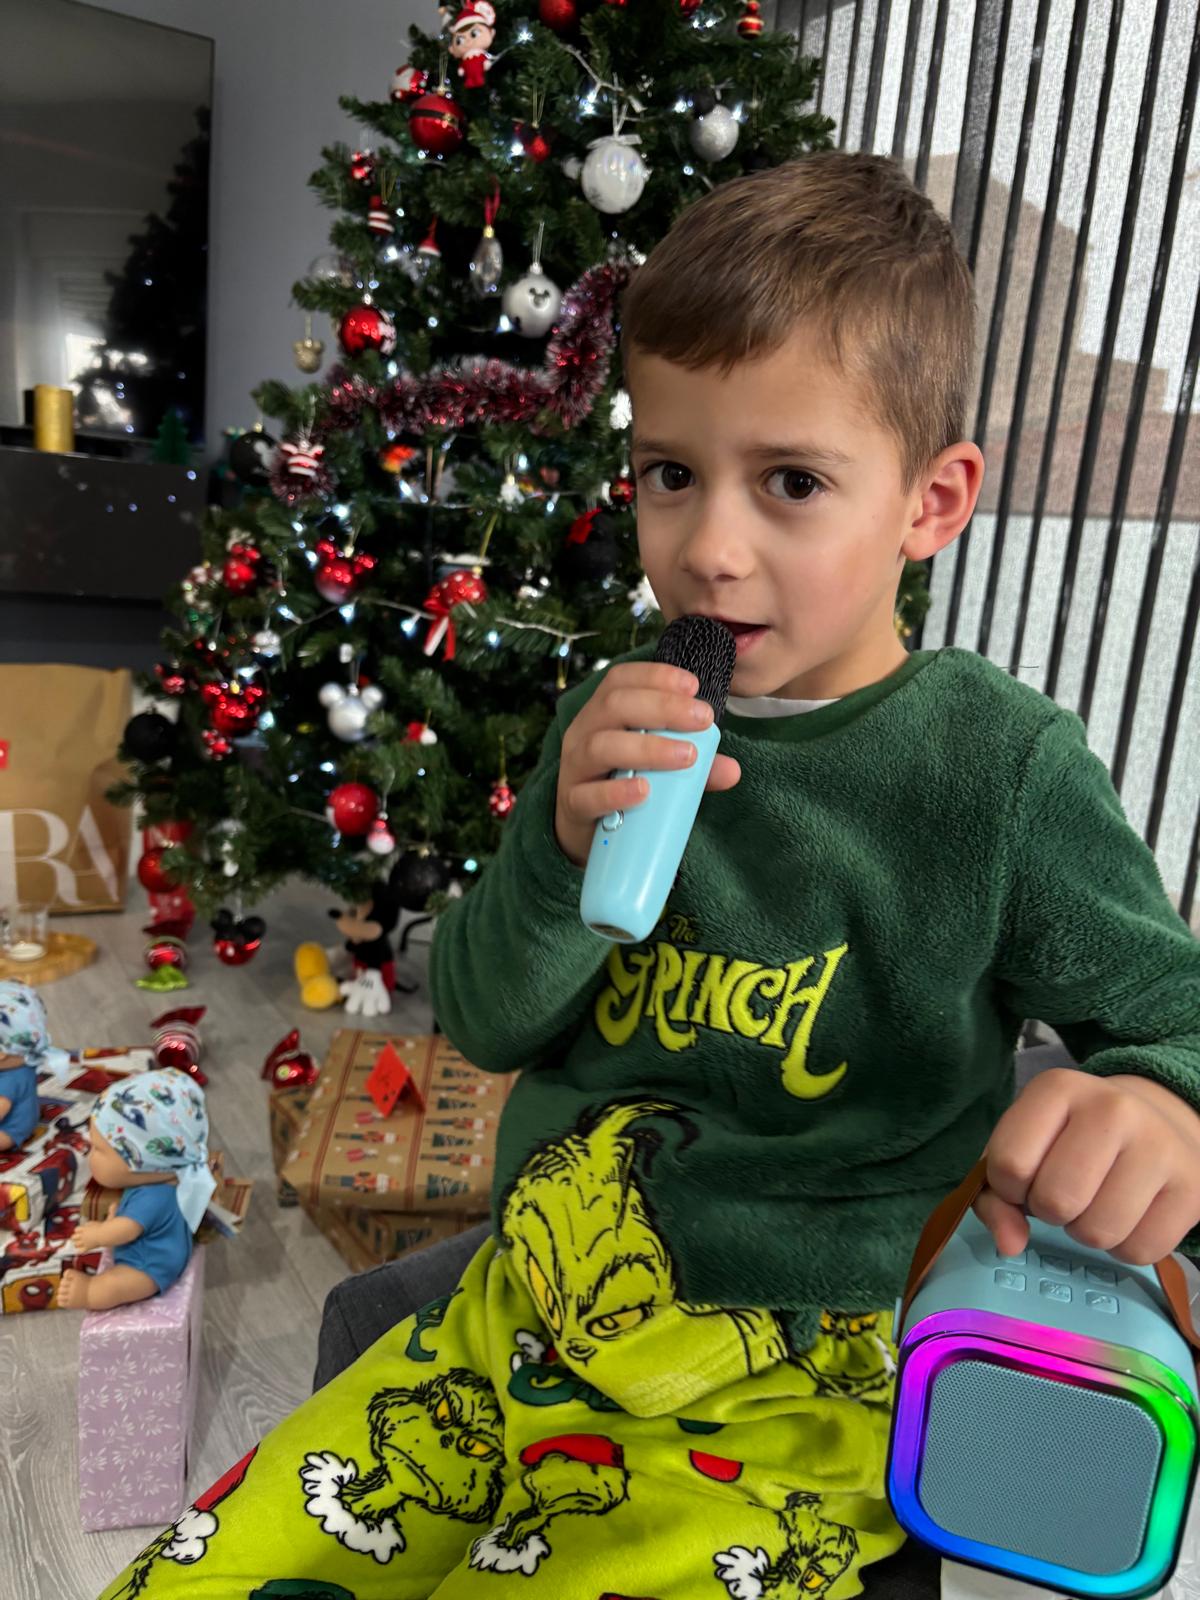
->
[[554, 662, 742, 868]]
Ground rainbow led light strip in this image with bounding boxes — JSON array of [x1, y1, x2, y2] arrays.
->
[[888, 1309, 1199, 1599]]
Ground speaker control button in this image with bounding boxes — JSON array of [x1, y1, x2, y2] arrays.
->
[[1039, 1279, 1072, 1303], [1039, 1251, 1073, 1276], [994, 1269, 1026, 1292], [1085, 1265, 1117, 1286], [601, 811, 624, 832], [1086, 1290, 1119, 1314]]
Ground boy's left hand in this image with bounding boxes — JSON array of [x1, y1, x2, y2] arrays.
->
[[976, 1068, 1200, 1266]]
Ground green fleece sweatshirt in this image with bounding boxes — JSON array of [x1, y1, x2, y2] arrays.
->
[[430, 647, 1200, 1349]]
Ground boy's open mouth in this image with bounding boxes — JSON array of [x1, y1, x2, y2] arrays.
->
[[706, 617, 769, 656]]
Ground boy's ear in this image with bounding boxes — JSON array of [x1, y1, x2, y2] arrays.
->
[[902, 440, 985, 562]]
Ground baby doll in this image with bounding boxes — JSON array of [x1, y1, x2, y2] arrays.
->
[[0, 981, 51, 1152], [58, 1070, 215, 1311]]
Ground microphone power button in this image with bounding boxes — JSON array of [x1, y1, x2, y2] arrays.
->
[[601, 811, 624, 832]]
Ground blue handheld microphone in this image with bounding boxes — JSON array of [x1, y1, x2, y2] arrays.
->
[[580, 615, 737, 944]]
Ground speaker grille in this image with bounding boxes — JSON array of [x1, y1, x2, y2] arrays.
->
[[919, 1359, 1162, 1574]]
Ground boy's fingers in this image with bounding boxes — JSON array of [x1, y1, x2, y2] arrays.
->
[[705, 755, 742, 792], [584, 730, 698, 777], [567, 776, 650, 822], [602, 687, 714, 735], [603, 662, 699, 697], [974, 1190, 1030, 1257]]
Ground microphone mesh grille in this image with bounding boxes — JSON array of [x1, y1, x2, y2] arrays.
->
[[654, 616, 737, 725]]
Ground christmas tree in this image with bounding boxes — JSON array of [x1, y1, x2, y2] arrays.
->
[[116, 0, 927, 947], [76, 107, 210, 444]]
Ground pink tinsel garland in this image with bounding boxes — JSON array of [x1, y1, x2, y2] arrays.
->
[[273, 258, 632, 506]]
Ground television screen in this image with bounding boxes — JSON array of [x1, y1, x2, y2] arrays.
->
[[0, 0, 214, 445]]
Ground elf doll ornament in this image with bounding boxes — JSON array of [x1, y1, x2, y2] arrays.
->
[[58, 1071, 215, 1311], [328, 880, 403, 1018], [448, 0, 496, 88]]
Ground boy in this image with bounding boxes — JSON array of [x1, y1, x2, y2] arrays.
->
[[100, 153, 1200, 1600]]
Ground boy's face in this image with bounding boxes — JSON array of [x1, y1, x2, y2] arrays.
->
[[629, 326, 980, 699]]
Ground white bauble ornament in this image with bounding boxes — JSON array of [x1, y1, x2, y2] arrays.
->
[[252, 627, 282, 662], [690, 104, 739, 162], [581, 135, 649, 214], [318, 682, 385, 743], [502, 262, 563, 338]]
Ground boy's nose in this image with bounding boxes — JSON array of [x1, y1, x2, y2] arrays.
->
[[679, 514, 754, 583]]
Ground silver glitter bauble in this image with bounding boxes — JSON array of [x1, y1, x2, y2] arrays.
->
[[581, 135, 649, 214], [689, 105, 739, 162], [293, 336, 325, 374], [318, 682, 385, 742], [251, 628, 282, 662], [502, 262, 563, 338]]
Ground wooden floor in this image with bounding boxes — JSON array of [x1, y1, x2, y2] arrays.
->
[[0, 883, 435, 1600]]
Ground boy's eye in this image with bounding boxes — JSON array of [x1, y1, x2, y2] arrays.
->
[[765, 468, 821, 502], [640, 461, 692, 493]]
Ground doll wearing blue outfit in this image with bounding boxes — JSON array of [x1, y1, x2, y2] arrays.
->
[[0, 981, 51, 1151], [58, 1070, 216, 1311]]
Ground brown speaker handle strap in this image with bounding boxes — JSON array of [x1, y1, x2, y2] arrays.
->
[[897, 1156, 989, 1330], [897, 1157, 1200, 1355]]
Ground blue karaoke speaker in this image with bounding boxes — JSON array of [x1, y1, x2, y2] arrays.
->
[[887, 1158, 1200, 1599]]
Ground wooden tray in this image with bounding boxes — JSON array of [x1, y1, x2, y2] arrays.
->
[[0, 931, 97, 985]]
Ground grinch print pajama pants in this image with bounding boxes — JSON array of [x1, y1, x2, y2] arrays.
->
[[99, 1101, 906, 1600], [98, 1246, 904, 1600]]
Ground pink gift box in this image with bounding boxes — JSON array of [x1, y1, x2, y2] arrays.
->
[[77, 1249, 205, 1531]]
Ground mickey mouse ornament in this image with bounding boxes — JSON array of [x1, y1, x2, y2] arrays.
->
[[318, 682, 385, 743]]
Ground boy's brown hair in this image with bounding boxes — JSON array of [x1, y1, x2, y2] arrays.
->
[[620, 151, 976, 491]]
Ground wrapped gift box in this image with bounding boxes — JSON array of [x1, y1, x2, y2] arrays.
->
[[301, 1199, 484, 1274], [280, 1030, 510, 1217], [269, 1086, 312, 1207], [78, 1249, 205, 1531], [272, 1031, 507, 1271]]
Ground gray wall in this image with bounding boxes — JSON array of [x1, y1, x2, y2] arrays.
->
[[75, 0, 421, 453]]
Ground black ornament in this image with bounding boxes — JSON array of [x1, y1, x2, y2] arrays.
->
[[692, 87, 718, 117], [229, 428, 278, 488], [558, 512, 622, 585], [390, 850, 451, 912], [122, 711, 178, 762]]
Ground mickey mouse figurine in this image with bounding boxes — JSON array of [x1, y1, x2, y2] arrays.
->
[[329, 879, 402, 1018], [448, 0, 496, 88]]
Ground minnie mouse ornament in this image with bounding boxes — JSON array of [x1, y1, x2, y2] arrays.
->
[[211, 910, 266, 966]]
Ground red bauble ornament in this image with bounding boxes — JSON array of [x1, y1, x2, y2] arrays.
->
[[423, 570, 488, 660], [679, 0, 702, 11], [515, 122, 552, 163], [137, 847, 179, 894], [151, 1006, 207, 1085], [313, 538, 377, 605], [155, 662, 188, 696], [349, 149, 377, 185], [408, 90, 467, 156], [338, 303, 397, 357], [145, 935, 188, 974], [202, 729, 234, 760], [222, 542, 262, 595], [538, 0, 576, 28], [489, 782, 516, 818], [327, 782, 380, 836], [608, 473, 635, 506], [204, 679, 267, 738], [737, 0, 763, 35]]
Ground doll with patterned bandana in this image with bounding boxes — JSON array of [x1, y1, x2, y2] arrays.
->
[[58, 1070, 216, 1311], [0, 981, 51, 1152]]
